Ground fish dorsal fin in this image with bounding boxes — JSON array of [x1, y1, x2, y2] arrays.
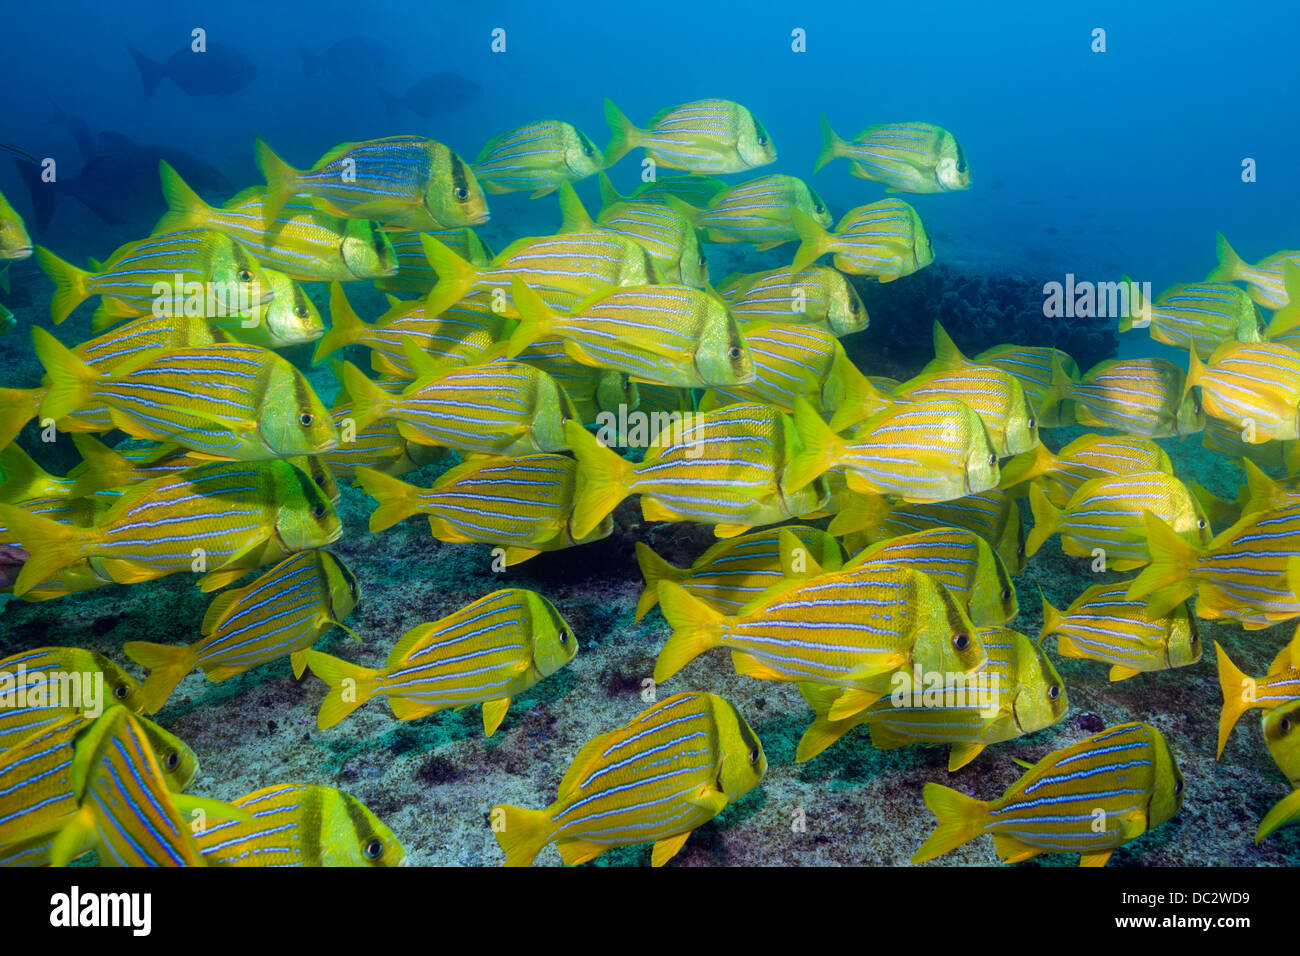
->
[[200, 588, 245, 635], [387, 621, 440, 666]]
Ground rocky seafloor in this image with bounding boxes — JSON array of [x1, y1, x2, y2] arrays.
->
[[0, 259, 1296, 868]]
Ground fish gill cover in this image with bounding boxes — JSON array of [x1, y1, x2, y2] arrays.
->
[[0, 0, 1295, 886]]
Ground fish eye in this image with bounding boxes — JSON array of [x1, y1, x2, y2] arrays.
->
[[163, 749, 180, 771], [363, 838, 384, 860], [1197, 517, 1207, 529], [295, 305, 309, 319], [454, 186, 469, 201], [1027, 417, 1036, 430], [1047, 683, 1061, 701], [583, 143, 594, 156], [113, 683, 129, 700], [849, 299, 860, 313], [1000, 587, 1012, 602], [1174, 778, 1184, 796], [237, 269, 253, 283], [312, 503, 327, 519], [987, 453, 997, 466], [952, 632, 971, 652], [298, 412, 315, 427], [1189, 629, 1199, 644], [814, 203, 824, 214], [698, 255, 707, 267], [757, 134, 768, 147], [748, 746, 759, 764], [727, 346, 743, 359], [1017, 543, 1026, 558]]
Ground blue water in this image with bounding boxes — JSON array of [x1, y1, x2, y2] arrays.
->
[[4, 0, 1297, 292]]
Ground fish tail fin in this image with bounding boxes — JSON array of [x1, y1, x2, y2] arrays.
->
[[0, 441, 54, 504], [35, 246, 91, 325], [1039, 589, 1061, 643], [314, 282, 369, 364], [813, 112, 846, 173], [1183, 348, 1204, 400], [0, 502, 89, 597], [663, 195, 702, 228], [154, 160, 212, 234], [31, 326, 97, 422], [67, 434, 133, 496], [1214, 642, 1254, 758], [596, 171, 625, 210], [338, 362, 392, 431], [791, 207, 833, 272], [1127, 511, 1199, 604], [827, 366, 883, 432], [653, 581, 724, 681], [556, 182, 595, 232], [1265, 261, 1300, 336], [355, 466, 420, 532], [633, 541, 685, 622], [420, 235, 479, 316], [787, 396, 843, 493], [128, 46, 164, 100], [1207, 232, 1246, 282], [601, 98, 641, 168], [564, 420, 633, 539], [1024, 483, 1064, 557], [492, 805, 554, 867], [911, 783, 990, 864], [302, 650, 378, 730], [997, 441, 1057, 492], [254, 138, 301, 226], [120, 641, 197, 713], [506, 277, 557, 358]]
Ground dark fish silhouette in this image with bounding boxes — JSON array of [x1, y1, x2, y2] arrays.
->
[[379, 72, 483, 118], [299, 36, 406, 85], [129, 42, 258, 99], [10, 130, 232, 232]]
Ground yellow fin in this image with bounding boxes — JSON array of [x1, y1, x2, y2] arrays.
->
[[651, 830, 692, 867], [482, 697, 511, 737]]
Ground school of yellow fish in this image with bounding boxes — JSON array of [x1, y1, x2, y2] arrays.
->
[[0, 97, 1297, 867]]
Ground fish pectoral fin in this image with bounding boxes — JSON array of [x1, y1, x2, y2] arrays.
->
[[712, 523, 753, 539], [172, 793, 255, 825], [482, 697, 511, 737], [651, 830, 693, 867], [1010, 757, 1036, 770], [827, 687, 883, 722], [947, 743, 986, 772], [290, 650, 308, 679], [49, 808, 97, 868], [992, 833, 1040, 864], [689, 786, 729, 817], [1079, 849, 1114, 867], [843, 472, 884, 495], [197, 567, 248, 593], [1108, 664, 1142, 682], [214, 530, 271, 570], [730, 650, 786, 682], [503, 546, 541, 565], [556, 838, 608, 867]]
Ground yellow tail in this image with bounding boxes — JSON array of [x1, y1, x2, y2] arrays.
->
[[355, 466, 421, 532], [420, 235, 480, 317], [154, 161, 213, 233], [1038, 589, 1062, 643], [632, 541, 686, 622], [790, 208, 833, 273], [1214, 642, 1256, 758], [1265, 261, 1300, 336], [0, 388, 41, 451], [911, 782, 990, 863], [1024, 483, 1064, 558], [254, 138, 302, 226], [601, 98, 641, 169], [996, 442, 1057, 495], [1206, 232, 1246, 282], [555, 182, 595, 233], [313, 283, 371, 365], [653, 581, 725, 682], [35, 247, 91, 325], [30, 326, 99, 423], [1126, 511, 1199, 614], [1256, 788, 1300, 843], [0, 441, 62, 505], [564, 419, 633, 540], [337, 362, 392, 431], [506, 277, 558, 358], [121, 641, 199, 714], [0, 502, 90, 597], [813, 112, 845, 173], [302, 649, 378, 730], [491, 804, 555, 867], [67, 434, 135, 497], [786, 397, 844, 494]]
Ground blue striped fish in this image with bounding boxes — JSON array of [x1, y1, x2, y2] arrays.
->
[[998, 434, 1173, 509], [0, 647, 145, 754], [304, 588, 576, 735], [1213, 641, 1300, 757], [340, 358, 577, 456], [1208, 233, 1300, 310], [629, 175, 729, 206], [357, 454, 611, 563], [791, 200, 933, 281], [193, 783, 406, 866], [654, 565, 986, 720], [1041, 582, 1200, 682], [913, 722, 1184, 866], [633, 525, 844, 621], [796, 628, 1065, 767], [1186, 341, 1300, 442], [36, 229, 274, 328], [1064, 357, 1204, 437], [474, 120, 603, 196], [0, 459, 342, 597], [815, 116, 970, 193], [321, 402, 445, 484], [673, 174, 830, 249], [1026, 471, 1211, 570], [603, 99, 777, 174], [514, 337, 635, 425], [374, 227, 492, 295], [26, 331, 338, 461], [717, 266, 868, 337], [508, 279, 754, 389], [154, 162, 398, 282], [123, 550, 360, 712], [255, 135, 489, 231], [492, 692, 765, 867], [565, 403, 830, 540], [1121, 278, 1263, 358], [1257, 701, 1300, 841]]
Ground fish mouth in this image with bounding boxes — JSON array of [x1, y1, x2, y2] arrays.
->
[[0, 246, 32, 260], [468, 210, 490, 225]]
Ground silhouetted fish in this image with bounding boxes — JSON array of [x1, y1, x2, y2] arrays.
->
[[11, 131, 232, 232], [129, 42, 258, 99], [380, 72, 483, 118]]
